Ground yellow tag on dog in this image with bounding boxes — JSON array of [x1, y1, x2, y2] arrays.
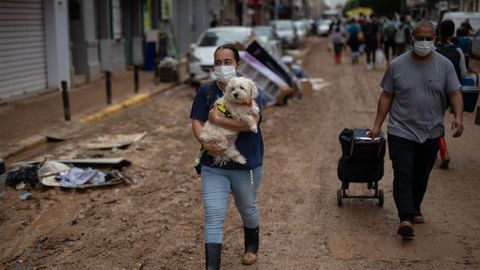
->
[[217, 104, 232, 118]]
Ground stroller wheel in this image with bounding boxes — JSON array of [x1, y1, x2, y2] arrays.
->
[[378, 189, 384, 207], [337, 189, 343, 207]]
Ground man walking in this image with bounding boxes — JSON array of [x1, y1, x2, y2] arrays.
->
[[362, 14, 381, 70], [370, 20, 464, 238]]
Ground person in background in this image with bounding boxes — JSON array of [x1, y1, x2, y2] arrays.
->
[[382, 15, 397, 63], [331, 24, 346, 64], [191, 44, 264, 269], [456, 27, 472, 69], [461, 19, 473, 36], [210, 11, 218, 28], [370, 20, 463, 238], [346, 18, 362, 64], [362, 14, 381, 70], [435, 19, 467, 169], [395, 15, 411, 56]]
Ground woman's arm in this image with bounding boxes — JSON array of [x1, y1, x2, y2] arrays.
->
[[208, 107, 260, 132]]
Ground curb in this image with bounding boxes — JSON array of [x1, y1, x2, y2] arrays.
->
[[1, 82, 187, 161], [79, 82, 184, 124], [80, 92, 150, 124]]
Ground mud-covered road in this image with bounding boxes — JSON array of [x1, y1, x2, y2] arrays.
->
[[1, 37, 480, 270]]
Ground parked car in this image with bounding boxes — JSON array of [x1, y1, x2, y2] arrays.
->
[[270, 20, 298, 49], [293, 20, 308, 41], [440, 12, 480, 35], [316, 19, 332, 36], [253, 25, 274, 44], [471, 30, 480, 58], [188, 26, 253, 84]]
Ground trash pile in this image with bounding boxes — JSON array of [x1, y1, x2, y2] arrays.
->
[[156, 56, 179, 83], [2, 158, 133, 191]]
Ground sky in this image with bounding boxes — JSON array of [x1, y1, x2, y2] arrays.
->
[[325, 0, 347, 9]]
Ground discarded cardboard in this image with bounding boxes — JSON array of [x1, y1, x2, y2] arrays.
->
[[300, 78, 313, 96], [85, 132, 147, 150]]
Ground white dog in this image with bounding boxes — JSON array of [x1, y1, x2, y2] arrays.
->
[[200, 77, 260, 165]]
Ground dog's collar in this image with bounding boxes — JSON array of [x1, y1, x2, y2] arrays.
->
[[216, 103, 232, 118]]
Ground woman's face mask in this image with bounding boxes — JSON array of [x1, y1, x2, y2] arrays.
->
[[214, 65, 236, 83]]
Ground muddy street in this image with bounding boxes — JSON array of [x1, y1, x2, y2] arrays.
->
[[1, 37, 480, 270]]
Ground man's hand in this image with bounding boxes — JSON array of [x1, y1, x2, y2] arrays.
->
[[451, 119, 464, 137], [202, 141, 226, 156], [369, 125, 381, 140]]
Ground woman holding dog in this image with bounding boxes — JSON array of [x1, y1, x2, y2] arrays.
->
[[190, 44, 264, 270]]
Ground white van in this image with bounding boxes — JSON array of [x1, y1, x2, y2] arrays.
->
[[441, 12, 480, 34]]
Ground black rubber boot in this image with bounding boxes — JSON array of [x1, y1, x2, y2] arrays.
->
[[205, 243, 222, 270], [242, 226, 259, 265]]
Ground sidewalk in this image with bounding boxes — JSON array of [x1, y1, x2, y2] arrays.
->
[[0, 69, 183, 160]]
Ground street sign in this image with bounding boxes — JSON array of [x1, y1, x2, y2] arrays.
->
[[132, 36, 144, 65], [100, 39, 112, 72]]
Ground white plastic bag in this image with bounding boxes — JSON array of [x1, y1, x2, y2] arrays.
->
[[375, 48, 384, 66]]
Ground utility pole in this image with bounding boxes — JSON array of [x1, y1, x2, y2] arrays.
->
[[274, 0, 279, 20], [243, 0, 248, 26], [220, 0, 225, 25]]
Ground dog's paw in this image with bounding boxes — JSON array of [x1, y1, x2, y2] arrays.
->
[[250, 125, 258, 133], [236, 156, 247, 164]]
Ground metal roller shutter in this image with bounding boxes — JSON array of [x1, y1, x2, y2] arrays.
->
[[0, 0, 47, 99]]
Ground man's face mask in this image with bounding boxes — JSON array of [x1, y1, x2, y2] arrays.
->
[[412, 36, 435, 57]]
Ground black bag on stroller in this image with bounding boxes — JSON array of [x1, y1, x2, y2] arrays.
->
[[336, 128, 386, 206]]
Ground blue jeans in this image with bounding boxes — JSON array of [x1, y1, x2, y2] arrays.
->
[[388, 134, 439, 221], [201, 165, 263, 244]]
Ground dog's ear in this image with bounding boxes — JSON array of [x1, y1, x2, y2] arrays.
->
[[247, 79, 258, 100]]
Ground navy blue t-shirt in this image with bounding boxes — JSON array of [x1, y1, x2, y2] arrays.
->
[[190, 80, 264, 170]]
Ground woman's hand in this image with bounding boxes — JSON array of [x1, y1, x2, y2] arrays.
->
[[208, 106, 223, 125], [202, 141, 226, 156]]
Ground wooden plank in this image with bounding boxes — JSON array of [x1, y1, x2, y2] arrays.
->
[[11, 158, 133, 169]]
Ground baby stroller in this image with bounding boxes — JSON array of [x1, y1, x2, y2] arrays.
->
[[337, 128, 386, 207]]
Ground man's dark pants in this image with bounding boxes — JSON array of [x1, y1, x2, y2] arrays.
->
[[388, 134, 439, 221]]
